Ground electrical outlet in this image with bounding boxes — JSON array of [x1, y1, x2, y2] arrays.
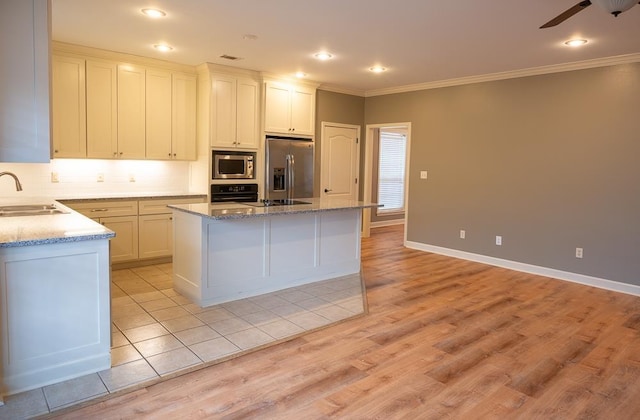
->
[[420, 171, 428, 179], [50, 172, 59, 183], [495, 235, 502, 246], [460, 230, 466, 239], [97, 173, 104, 182], [576, 247, 583, 259], [129, 174, 136, 183]]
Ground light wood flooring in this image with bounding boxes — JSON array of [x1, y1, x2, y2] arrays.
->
[[50, 225, 640, 419]]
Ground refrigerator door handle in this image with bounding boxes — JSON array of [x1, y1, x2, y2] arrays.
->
[[286, 154, 295, 200]]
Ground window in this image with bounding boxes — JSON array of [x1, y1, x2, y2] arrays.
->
[[377, 130, 406, 215]]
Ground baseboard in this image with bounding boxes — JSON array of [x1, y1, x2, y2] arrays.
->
[[111, 257, 172, 270], [371, 219, 404, 228], [405, 240, 640, 297]]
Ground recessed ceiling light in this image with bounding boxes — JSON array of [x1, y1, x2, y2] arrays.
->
[[369, 66, 387, 73], [314, 52, 333, 60], [295, 72, 307, 78], [564, 38, 588, 47], [141, 8, 166, 18], [153, 44, 173, 52]]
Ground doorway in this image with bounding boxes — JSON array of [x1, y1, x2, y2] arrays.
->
[[363, 123, 411, 239]]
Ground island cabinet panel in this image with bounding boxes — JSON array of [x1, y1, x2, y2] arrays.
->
[[206, 218, 266, 300], [269, 213, 317, 275], [319, 210, 361, 266], [0, 240, 111, 396]]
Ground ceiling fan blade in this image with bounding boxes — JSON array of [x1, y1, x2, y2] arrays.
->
[[540, 0, 592, 28]]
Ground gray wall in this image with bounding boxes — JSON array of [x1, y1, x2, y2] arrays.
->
[[314, 90, 365, 197], [365, 62, 640, 286]]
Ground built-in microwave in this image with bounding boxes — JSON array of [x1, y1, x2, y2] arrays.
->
[[212, 150, 256, 179]]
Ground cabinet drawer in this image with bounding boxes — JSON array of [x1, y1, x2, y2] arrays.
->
[[139, 197, 205, 215], [64, 200, 138, 218]]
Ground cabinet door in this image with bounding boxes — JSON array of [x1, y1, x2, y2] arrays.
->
[[86, 60, 118, 158], [210, 74, 237, 148], [51, 55, 86, 158], [264, 82, 291, 135], [145, 68, 173, 159], [117, 64, 146, 159], [236, 78, 259, 149], [139, 214, 173, 259], [101, 215, 139, 263], [0, 0, 50, 163], [290, 86, 315, 136], [172, 72, 197, 160]]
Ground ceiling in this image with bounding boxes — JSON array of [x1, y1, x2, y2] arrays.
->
[[51, 0, 640, 96]]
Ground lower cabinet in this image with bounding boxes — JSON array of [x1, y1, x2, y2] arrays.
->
[[139, 213, 173, 259], [62, 196, 204, 265], [101, 215, 139, 262]]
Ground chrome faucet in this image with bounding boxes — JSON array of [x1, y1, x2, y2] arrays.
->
[[0, 171, 23, 191]]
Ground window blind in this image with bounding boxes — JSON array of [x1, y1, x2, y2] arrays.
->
[[377, 131, 406, 214]]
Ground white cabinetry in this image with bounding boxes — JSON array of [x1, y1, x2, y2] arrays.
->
[[86, 59, 118, 158], [146, 71, 197, 160], [139, 197, 204, 259], [51, 54, 86, 158], [210, 73, 260, 149], [68, 200, 139, 263], [0, 0, 51, 163], [198, 64, 261, 150], [264, 81, 316, 136], [117, 64, 147, 159], [0, 240, 111, 395]]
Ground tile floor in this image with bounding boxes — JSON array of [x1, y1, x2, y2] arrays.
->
[[0, 263, 365, 419]]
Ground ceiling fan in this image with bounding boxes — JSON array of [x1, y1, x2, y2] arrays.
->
[[540, 0, 639, 28]]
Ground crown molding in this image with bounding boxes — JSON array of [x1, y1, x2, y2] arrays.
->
[[318, 84, 366, 97], [365, 53, 640, 97]]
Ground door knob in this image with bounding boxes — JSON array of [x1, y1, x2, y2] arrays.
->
[[324, 188, 332, 193]]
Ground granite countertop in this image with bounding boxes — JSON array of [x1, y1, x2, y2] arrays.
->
[[169, 197, 381, 220], [0, 200, 115, 248], [57, 192, 207, 203]]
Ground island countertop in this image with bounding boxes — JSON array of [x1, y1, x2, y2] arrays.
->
[[0, 200, 115, 248], [168, 197, 381, 220]]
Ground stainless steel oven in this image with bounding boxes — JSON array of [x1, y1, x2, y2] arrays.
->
[[212, 150, 255, 179]]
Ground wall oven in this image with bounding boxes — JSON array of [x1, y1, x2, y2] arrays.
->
[[212, 150, 256, 179]]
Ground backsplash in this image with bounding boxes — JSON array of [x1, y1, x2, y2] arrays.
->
[[0, 159, 197, 199]]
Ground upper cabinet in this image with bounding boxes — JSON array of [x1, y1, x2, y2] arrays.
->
[[52, 55, 86, 158], [0, 0, 51, 163], [206, 70, 260, 149], [264, 81, 316, 137], [50, 43, 197, 161]]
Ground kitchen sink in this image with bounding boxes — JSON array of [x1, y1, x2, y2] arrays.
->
[[0, 204, 68, 217]]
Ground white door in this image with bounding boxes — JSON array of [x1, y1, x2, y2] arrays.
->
[[321, 123, 360, 200]]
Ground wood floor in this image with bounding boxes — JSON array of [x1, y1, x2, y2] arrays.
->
[[51, 225, 640, 419]]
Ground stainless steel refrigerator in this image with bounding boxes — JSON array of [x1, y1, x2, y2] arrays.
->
[[265, 135, 314, 200]]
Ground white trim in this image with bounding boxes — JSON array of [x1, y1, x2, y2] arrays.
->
[[371, 219, 404, 228], [405, 241, 640, 297], [318, 85, 366, 97], [365, 53, 640, 97]]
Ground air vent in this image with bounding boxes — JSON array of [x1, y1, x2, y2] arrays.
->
[[220, 54, 242, 61]]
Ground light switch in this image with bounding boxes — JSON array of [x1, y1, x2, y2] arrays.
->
[[420, 171, 428, 179]]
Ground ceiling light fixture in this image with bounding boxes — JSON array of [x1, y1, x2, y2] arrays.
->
[[314, 52, 333, 60], [591, 0, 637, 17], [564, 38, 588, 47], [153, 44, 173, 52], [369, 66, 387, 73], [141, 8, 166, 18]]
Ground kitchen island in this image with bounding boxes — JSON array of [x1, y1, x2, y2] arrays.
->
[[0, 200, 114, 398], [169, 198, 380, 307]]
